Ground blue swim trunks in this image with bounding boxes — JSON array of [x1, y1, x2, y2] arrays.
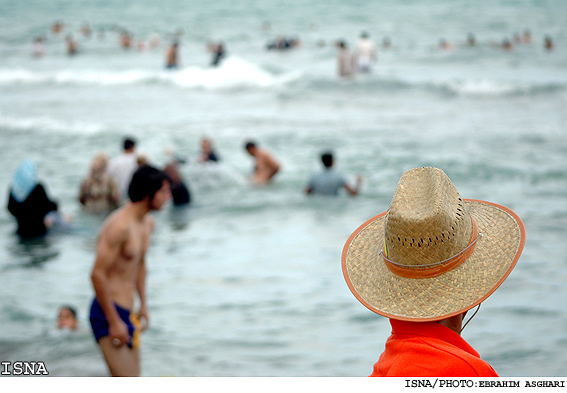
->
[[89, 298, 140, 349]]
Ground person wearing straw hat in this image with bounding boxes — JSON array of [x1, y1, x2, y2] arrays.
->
[[342, 167, 525, 377]]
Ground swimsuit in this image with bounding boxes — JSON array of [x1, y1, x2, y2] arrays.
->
[[89, 298, 140, 349]]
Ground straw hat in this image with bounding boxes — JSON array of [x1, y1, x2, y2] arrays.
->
[[342, 167, 525, 321]]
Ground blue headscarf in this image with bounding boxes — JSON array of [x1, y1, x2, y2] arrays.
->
[[11, 160, 38, 203]]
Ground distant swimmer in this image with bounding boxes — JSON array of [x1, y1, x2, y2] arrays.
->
[[53, 21, 63, 34], [165, 41, 179, 69], [305, 152, 362, 196], [521, 29, 532, 44], [544, 35, 554, 51], [66, 35, 77, 55], [467, 33, 476, 47], [199, 137, 220, 163], [148, 34, 160, 49], [354, 31, 377, 72], [502, 38, 513, 51], [33, 36, 44, 57], [336, 40, 356, 78], [244, 140, 280, 185], [439, 38, 454, 51], [266, 35, 300, 50], [163, 149, 191, 206], [208, 42, 225, 67], [382, 36, 392, 49], [80, 23, 91, 38], [89, 165, 171, 377], [121, 30, 132, 49]]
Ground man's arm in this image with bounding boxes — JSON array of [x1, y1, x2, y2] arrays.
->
[[136, 216, 154, 331], [90, 222, 130, 346], [343, 174, 363, 196], [136, 256, 149, 331]]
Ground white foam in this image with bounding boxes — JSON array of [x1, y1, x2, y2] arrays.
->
[[0, 58, 301, 90], [165, 57, 300, 89], [0, 113, 105, 134], [53, 69, 153, 85], [442, 79, 526, 96]]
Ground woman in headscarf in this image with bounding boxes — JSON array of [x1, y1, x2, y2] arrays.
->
[[7, 160, 59, 238], [79, 152, 120, 213]]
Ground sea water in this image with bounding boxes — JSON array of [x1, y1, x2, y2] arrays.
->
[[0, 0, 566, 377]]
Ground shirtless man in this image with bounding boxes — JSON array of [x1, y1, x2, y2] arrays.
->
[[244, 141, 280, 184], [89, 165, 171, 377], [165, 41, 179, 69]]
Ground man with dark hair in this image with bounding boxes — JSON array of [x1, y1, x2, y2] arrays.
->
[[89, 165, 170, 376], [108, 136, 138, 202], [123, 138, 135, 151], [305, 151, 361, 196], [244, 140, 280, 184]]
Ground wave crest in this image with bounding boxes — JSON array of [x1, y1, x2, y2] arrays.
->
[[0, 57, 300, 90]]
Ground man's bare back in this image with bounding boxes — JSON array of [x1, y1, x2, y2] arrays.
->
[[244, 141, 280, 184]]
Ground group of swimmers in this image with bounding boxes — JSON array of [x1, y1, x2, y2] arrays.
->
[[335, 28, 555, 78], [6, 133, 366, 376], [33, 22, 164, 57], [7, 131, 364, 239], [34, 20, 556, 76], [33, 21, 228, 69]]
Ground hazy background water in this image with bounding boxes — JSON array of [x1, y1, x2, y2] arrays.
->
[[0, 0, 566, 377]]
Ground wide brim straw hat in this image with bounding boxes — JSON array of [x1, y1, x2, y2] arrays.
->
[[342, 167, 525, 322]]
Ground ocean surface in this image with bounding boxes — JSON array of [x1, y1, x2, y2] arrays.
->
[[0, 0, 566, 377]]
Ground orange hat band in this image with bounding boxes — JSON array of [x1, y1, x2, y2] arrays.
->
[[380, 217, 481, 279]]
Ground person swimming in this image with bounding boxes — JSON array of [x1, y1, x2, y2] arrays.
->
[[165, 40, 179, 69]]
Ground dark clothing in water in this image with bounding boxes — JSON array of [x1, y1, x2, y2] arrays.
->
[[205, 152, 219, 162], [171, 182, 191, 206], [7, 184, 58, 238]]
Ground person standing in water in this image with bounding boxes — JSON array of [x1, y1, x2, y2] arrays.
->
[[89, 165, 171, 377], [198, 137, 220, 163], [305, 152, 362, 196], [7, 160, 59, 238], [244, 140, 281, 185], [79, 152, 120, 213], [354, 31, 376, 72], [336, 40, 356, 78], [107, 137, 139, 203], [165, 40, 179, 69]]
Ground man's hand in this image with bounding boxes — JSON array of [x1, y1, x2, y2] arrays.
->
[[109, 319, 130, 347], [138, 305, 150, 332]]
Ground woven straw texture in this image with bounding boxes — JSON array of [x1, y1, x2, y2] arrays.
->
[[343, 200, 524, 321]]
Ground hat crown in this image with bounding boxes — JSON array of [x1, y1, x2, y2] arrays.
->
[[384, 167, 472, 267]]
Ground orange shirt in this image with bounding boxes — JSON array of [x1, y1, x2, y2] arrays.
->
[[371, 319, 499, 377]]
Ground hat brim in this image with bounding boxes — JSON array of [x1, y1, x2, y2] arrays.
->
[[342, 199, 526, 322]]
